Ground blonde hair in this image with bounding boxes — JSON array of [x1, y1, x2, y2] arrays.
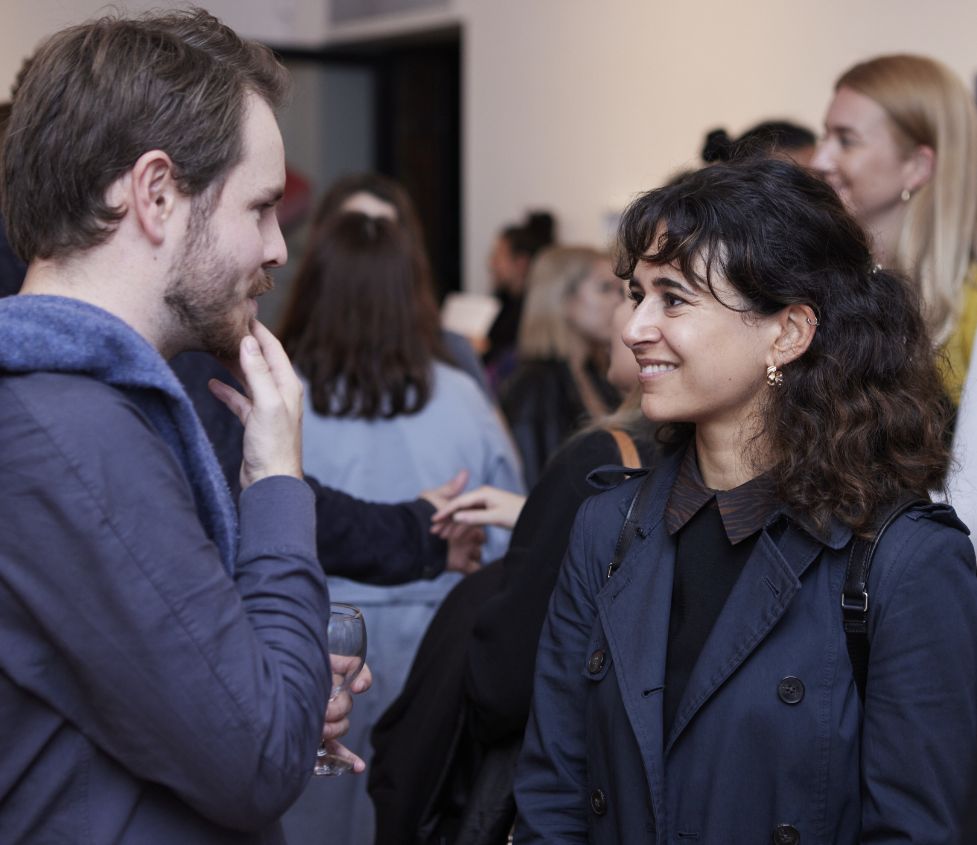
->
[[517, 245, 606, 359], [838, 54, 977, 345], [581, 387, 644, 434]]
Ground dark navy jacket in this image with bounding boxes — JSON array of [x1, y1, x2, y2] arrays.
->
[[515, 451, 977, 844], [0, 373, 330, 843]]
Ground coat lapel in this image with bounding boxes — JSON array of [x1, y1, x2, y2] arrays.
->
[[591, 450, 848, 835], [663, 520, 826, 754], [595, 456, 680, 837]]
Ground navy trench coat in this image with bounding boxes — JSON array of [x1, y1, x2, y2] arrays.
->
[[514, 452, 977, 844]]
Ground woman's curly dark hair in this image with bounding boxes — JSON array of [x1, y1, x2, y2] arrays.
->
[[615, 157, 951, 535]]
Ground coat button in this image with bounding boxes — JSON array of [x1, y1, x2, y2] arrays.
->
[[587, 649, 606, 674], [590, 788, 607, 815], [777, 676, 804, 705], [773, 823, 800, 844]]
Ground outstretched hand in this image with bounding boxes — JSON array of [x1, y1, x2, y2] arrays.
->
[[441, 522, 486, 575], [208, 320, 304, 490], [432, 485, 527, 531], [419, 469, 470, 511]]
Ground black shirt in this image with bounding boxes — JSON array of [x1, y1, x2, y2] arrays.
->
[[662, 446, 777, 736]]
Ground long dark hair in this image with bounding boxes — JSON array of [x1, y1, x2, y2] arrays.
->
[[279, 212, 443, 419], [616, 158, 950, 534]]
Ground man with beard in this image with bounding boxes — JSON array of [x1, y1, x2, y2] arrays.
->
[[0, 11, 366, 843]]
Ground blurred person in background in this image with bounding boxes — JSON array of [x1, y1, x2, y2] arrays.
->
[[313, 171, 490, 396], [277, 211, 523, 845], [483, 210, 556, 391], [701, 119, 817, 167], [369, 293, 658, 845], [500, 246, 624, 487], [812, 53, 977, 408]]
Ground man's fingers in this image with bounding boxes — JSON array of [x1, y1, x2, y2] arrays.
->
[[350, 662, 372, 694], [207, 378, 251, 425], [320, 739, 366, 774], [329, 653, 364, 678], [249, 320, 301, 401], [325, 688, 352, 723], [321, 716, 350, 741], [236, 333, 280, 409], [249, 319, 289, 368], [215, 354, 246, 388]]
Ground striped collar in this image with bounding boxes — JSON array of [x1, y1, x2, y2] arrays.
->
[[665, 445, 778, 545]]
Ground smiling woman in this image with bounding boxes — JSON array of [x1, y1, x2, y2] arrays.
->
[[812, 55, 977, 404], [622, 251, 798, 488], [513, 158, 977, 844]]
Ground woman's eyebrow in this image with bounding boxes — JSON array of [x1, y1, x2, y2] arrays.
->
[[651, 275, 697, 296]]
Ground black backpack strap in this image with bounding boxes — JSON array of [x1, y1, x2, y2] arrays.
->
[[842, 495, 930, 699], [607, 473, 655, 580]]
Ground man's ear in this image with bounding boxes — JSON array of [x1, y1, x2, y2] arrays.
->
[[129, 150, 179, 246], [770, 303, 818, 367]]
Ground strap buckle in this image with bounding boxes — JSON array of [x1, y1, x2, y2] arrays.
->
[[840, 591, 868, 614]]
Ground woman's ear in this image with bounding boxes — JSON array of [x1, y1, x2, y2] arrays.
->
[[906, 144, 935, 194], [771, 304, 818, 366]]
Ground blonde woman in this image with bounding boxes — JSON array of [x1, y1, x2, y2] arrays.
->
[[500, 246, 624, 486], [812, 54, 977, 403]]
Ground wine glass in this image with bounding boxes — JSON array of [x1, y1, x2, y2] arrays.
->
[[314, 603, 367, 776]]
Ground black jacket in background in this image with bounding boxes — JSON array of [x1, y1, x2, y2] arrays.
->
[[170, 350, 446, 586], [369, 427, 658, 844], [500, 359, 620, 489]]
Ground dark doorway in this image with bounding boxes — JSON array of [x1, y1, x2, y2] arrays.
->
[[278, 28, 462, 299]]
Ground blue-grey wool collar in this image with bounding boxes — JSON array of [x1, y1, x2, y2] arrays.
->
[[0, 294, 238, 573]]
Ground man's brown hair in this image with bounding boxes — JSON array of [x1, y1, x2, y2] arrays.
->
[[1, 8, 289, 262]]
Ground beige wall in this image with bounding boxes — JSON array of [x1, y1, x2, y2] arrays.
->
[[462, 0, 977, 291], [4, 0, 977, 294]]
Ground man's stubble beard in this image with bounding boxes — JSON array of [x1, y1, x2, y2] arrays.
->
[[163, 211, 272, 360]]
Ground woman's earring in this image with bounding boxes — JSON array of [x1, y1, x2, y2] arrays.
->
[[901, 188, 912, 203], [766, 364, 784, 388]]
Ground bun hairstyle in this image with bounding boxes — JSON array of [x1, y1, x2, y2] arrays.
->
[[502, 210, 557, 259], [524, 211, 556, 247], [701, 128, 736, 163], [701, 120, 817, 164]]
